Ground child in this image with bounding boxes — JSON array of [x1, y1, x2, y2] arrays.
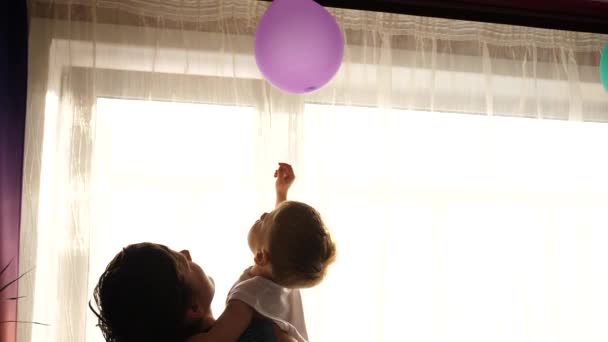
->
[[190, 163, 336, 342]]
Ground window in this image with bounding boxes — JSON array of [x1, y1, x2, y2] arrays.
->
[[23, 31, 608, 342], [85, 100, 608, 341], [299, 105, 608, 342], [88, 99, 263, 320]]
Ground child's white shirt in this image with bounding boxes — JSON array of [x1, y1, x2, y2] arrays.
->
[[227, 267, 309, 342]]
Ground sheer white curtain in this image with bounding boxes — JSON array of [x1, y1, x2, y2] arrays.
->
[[20, 0, 608, 341]]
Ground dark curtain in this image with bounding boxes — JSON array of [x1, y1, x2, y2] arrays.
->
[[0, 1, 28, 341]]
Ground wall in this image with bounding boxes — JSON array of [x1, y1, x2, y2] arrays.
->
[[0, 1, 28, 341]]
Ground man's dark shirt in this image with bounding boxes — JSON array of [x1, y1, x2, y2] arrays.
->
[[237, 318, 276, 342]]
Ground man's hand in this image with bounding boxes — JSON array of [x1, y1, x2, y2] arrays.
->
[[275, 163, 295, 207]]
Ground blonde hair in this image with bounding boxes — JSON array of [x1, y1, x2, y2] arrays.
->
[[268, 201, 336, 288]]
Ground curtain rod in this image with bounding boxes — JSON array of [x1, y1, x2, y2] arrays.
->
[[259, 0, 608, 35]]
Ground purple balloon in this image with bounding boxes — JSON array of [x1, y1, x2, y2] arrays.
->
[[255, 0, 345, 94]]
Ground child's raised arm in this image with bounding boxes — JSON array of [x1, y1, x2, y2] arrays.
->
[[274, 163, 295, 208]]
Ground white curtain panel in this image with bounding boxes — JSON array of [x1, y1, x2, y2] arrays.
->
[[20, 0, 608, 341]]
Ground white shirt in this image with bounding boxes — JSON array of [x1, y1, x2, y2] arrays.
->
[[227, 268, 309, 342]]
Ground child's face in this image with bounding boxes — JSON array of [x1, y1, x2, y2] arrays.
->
[[248, 207, 280, 254]]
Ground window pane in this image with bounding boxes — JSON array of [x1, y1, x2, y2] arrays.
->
[[88, 99, 261, 335], [300, 104, 608, 342]]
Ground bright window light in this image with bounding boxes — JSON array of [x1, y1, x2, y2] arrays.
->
[[86, 99, 608, 342], [87, 99, 264, 340], [299, 105, 608, 342]]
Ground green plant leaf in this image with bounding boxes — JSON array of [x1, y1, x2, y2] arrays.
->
[[0, 259, 13, 280], [0, 268, 33, 293]]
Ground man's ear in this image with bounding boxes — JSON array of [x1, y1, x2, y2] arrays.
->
[[185, 304, 203, 322], [254, 250, 270, 266]]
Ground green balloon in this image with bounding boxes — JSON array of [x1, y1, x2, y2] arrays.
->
[[602, 44, 608, 92]]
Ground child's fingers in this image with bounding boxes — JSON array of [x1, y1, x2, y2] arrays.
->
[[277, 163, 295, 180], [283, 164, 295, 179]]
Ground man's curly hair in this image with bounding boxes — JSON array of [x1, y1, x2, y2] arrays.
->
[[89, 243, 199, 342]]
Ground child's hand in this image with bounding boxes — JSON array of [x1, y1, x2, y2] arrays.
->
[[275, 163, 295, 204]]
